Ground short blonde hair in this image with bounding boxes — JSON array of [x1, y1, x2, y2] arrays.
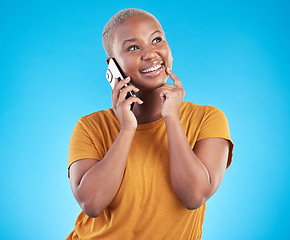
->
[[102, 8, 155, 57]]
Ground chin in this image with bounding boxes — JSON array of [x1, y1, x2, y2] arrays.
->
[[143, 77, 169, 91]]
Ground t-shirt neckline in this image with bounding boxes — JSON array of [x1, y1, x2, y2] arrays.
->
[[106, 108, 164, 130]]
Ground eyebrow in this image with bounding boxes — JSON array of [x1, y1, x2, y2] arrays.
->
[[122, 38, 137, 48], [122, 30, 163, 48], [151, 30, 162, 36]]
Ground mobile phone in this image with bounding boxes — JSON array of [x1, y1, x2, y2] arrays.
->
[[106, 58, 136, 99]]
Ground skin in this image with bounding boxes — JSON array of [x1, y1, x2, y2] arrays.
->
[[69, 14, 230, 217]]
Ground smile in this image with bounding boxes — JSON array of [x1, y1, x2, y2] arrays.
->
[[141, 64, 162, 74]]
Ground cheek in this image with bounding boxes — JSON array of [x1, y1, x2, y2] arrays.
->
[[119, 58, 138, 77], [163, 48, 173, 68], [168, 55, 173, 69], [112, 50, 137, 76]]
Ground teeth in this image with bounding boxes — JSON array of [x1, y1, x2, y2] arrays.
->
[[141, 64, 162, 73]]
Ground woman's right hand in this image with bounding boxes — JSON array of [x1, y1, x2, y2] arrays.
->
[[112, 77, 143, 131]]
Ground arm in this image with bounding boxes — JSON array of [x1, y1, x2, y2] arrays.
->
[[161, 68, 229, 209], [165, 117, 229, 209], [69, 77, 142, 218]]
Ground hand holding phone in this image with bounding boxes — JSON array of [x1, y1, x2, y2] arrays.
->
[[106, 58, 136, 111], [106, 58, 136, 99]]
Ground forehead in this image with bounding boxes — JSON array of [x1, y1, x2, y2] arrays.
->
[[113, 15, 163, 43]]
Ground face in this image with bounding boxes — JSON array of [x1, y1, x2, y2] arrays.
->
[[111, 14, 173, 91]]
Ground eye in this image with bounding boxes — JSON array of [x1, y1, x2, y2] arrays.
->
[[152, 37, 162, 44], [127, 45, 139, 51]]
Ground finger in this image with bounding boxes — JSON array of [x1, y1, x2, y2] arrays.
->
[[166, 67, 183, 88], [159, 90, 167, 105], [114, 77, 131, 92], [158, 84, 176, 90], [125, 97, 143, 105], [118, 84, 139, 103], [112, 77, 131, 105], [118, 97, 143, 112]]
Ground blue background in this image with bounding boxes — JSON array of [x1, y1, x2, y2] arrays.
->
[[1, 0, 289, 239]]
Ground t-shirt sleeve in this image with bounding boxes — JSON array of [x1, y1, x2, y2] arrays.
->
[[197, 106, 234, 168], [68, 119, 102, 170]]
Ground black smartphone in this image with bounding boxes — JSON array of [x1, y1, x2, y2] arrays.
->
[[106, 58, 136, 100]]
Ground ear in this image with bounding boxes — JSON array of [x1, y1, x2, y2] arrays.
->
[[106, 58, 111, 65]]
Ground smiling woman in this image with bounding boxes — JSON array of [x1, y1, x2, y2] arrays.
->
[[66, 8, 233, 240], [109, 13, 173, 93]]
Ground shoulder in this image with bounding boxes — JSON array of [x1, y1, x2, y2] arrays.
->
[[179, 102, 230, 137], [180, 101, 225, 119], [77, 109, 119, 129]]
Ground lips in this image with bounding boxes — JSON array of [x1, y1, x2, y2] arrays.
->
[[140, 61, 164, 74], [141, 64, 162, 74]]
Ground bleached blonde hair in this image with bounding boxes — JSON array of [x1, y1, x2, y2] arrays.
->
[[102, 8, 156, 57]]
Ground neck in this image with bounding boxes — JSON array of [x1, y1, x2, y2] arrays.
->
[[132, 89, 163, 124]]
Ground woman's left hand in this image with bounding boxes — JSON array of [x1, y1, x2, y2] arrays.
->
[[159, 68, 185, 119]]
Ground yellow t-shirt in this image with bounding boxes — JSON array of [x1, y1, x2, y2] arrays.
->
[[67, 102, 233, 240]]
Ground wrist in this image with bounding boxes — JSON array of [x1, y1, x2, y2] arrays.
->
[[163, 114, 180, 124], [119, 127, 137, 136]]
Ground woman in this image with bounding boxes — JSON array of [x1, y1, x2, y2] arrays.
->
[[67, 8, 233, 240]]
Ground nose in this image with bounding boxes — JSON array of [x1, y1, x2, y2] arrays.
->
[[141, 45, 156, 60]]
